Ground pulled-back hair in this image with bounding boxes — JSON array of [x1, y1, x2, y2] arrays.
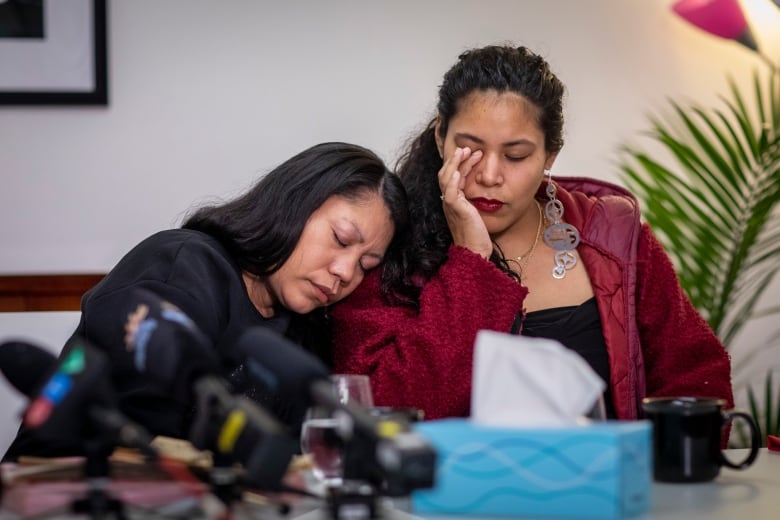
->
[[391, 45, 566, 309]]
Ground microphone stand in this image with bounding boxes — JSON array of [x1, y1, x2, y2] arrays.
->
[[208, 452, 243, 509], [321, 409, 437, 520], [68, 407, 163, 520], [70, 434, 127, 520], [324, 435, 381, 520], [326, 481, 380, 520]]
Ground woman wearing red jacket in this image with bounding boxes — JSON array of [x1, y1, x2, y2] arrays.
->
[[329, 44, 733, 421]]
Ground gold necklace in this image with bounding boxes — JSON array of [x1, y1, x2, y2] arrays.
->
[[507, 200, 543, 279]]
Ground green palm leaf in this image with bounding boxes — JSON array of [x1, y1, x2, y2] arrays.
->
[[618, 69, 780, 447]]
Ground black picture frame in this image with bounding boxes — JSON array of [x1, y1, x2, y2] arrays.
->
[[0, 0, 108, 106]]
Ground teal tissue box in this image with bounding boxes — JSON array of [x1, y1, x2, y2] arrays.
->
[[412, 418, 651, 518]]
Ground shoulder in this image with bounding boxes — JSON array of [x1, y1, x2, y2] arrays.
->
[[551, 177, 642, 260], [552, 176, 639, 223], [124, 229, 233, 269], [88, 229, 239, 299], [636, 223, 674, 265], [135, 228, 226, 254]]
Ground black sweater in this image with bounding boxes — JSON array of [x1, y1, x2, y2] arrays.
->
[[4, 229, 319, 460]]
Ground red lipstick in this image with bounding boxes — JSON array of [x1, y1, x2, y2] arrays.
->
[[469, 198, 504, 213]]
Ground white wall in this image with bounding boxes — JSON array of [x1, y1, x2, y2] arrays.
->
[[1, 1, 779, 408], [2, 0, 777, 273]]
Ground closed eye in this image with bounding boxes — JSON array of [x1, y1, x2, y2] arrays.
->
[[506, 155, 529, 162], [359, 257, 381, 273], [333, 231, 348, 248]]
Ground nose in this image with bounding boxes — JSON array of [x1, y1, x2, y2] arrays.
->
[[475, 154, 502, 186], [330, 254, 359, 288]]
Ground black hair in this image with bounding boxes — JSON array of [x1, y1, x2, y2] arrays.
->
[[183, 141, 408, 358], [390, 45, 566, 309]]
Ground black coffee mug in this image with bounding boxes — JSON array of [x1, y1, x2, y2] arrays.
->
[[641, 396, 761, 483]]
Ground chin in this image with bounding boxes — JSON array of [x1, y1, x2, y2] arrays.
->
[[294, 300, 323, 314], [480, 214, 503, 227], [484, 219, 511, 236]]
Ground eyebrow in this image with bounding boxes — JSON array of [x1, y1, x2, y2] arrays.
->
[[347, 219, 365, 243], [453, 132, 535, 147], [346, 220, 385, 262]]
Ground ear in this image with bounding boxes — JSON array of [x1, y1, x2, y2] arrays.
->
[[544, 151, 559, 171], [433, 117, 444, 159]]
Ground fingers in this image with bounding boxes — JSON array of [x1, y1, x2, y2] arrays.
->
[[436, 147, 492, 259], [438, 147, 482, 201], [437, 147, 466, 195], [458, 148, 483, 183], [441, 170, 461, 204]]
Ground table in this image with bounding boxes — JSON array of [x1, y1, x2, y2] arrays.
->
[[638, 448, 780, 520], [292, 448, 780, 519], [1, 449, 776, 519]]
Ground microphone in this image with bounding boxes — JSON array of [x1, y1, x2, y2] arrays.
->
[[234, 327, 385, 433], [234, 327, 437, 496], [0, 337, 155, 459], [0, 339, 58, 396], [188, 376, 298, 490], [122, 289, 298, 490], [122, 288, 223, 402], [0, 339, 210, 518], [231, 326, 346, 422]]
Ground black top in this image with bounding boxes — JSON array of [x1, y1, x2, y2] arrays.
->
[[521, 297, 616, 419], [4, 229, 318, 460]]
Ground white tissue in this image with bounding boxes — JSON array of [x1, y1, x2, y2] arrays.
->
[[471, 330, 606, 427]]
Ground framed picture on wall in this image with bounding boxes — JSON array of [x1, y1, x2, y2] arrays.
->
[[0, 0, 108, 105]]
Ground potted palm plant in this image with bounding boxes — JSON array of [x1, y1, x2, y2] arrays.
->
[[618, 0, 780, 447]]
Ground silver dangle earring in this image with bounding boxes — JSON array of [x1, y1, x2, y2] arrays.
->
[[542, 169, 581, 279]]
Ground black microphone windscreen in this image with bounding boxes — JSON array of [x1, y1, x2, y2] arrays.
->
[[20, 335, 118, 443], [0, 340, 58, 397], [234, 327, 329, 405], [123, 288, 221, 400], [2, 336, 158, 457]]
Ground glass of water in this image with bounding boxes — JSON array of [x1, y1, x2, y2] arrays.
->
[[300, 374, 374, 487], [300, 405, 345, 486]]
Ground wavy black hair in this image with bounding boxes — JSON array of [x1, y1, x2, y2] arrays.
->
[[389, 45, 566, 310], [183, 141, 408, 357]]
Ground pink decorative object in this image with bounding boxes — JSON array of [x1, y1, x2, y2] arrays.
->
[[672, 0, 759, 51]]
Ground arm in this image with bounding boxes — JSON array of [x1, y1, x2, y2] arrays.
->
[[4, 232, 238, 454], [76, 232, 242, 436], [636, 224, 734, 408], [330, 245, 527, 419]]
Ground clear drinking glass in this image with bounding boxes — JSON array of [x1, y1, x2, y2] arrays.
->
[[300, 405, 345, 486], [585, 394, 607, 421], [300, 374, 374, 487], [331, 374, 374, 408]]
